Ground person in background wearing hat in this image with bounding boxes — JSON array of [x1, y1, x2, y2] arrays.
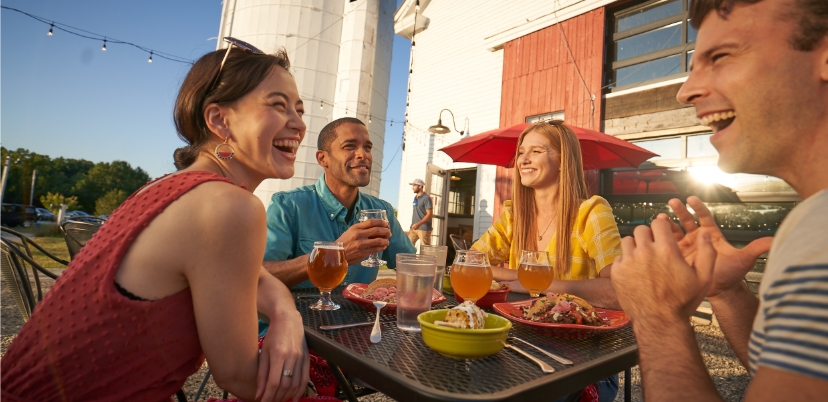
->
[[408, 178, 433, 247]]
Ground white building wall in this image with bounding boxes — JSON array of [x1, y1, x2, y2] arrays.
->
[[394, 1, 602, 241], [219, 0, 393, 204]]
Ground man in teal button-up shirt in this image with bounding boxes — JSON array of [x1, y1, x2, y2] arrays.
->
[[263, 117, 415, 288]]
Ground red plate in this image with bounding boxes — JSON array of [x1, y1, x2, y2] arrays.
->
[[342, 283, 447, 315], [454, 287, 510, 309], [492, 299, 630, 339]]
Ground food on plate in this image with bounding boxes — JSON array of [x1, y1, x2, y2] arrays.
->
[[522, 293, 609, 327], [441, 301, 487, 329], [363, 278, 397, 303], [489, 280, 509, 291]]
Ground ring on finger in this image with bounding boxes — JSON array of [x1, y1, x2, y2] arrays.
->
[[282, 369, 294, 377]]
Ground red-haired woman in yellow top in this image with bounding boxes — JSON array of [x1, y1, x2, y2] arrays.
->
[[472, 121, 622, 310]]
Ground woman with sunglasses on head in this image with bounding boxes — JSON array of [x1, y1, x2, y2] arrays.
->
[[2, 38, 309, 402]]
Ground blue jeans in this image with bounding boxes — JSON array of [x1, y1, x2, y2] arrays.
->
[[553, 373, 618, 402]]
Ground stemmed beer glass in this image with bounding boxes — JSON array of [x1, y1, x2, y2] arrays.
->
[[449, 250, 492, 305], [359, 209, 388, 267], [308, 241, 348, 310], [517, 250, 554, 297]]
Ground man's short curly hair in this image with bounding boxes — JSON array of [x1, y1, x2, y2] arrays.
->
[[689, 0, 828, 51], [317, 117, 366, 151]]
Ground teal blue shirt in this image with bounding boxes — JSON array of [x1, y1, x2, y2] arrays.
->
[[264, 175, 415, 288]]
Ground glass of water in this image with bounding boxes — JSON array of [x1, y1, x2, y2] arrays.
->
[[395, 253, 437, 332], [359, 209, 388, 267], [419, 245, 448, 293]]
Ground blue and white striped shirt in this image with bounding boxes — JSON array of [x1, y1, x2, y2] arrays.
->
[[749, 189, 828, 381]]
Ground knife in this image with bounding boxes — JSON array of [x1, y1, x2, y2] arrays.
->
[[508, 336, 574, 365], [319, 321, 388, 330]]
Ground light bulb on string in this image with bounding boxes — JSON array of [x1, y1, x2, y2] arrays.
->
[[319, 101, 323, 110], [101, 39, 107, 52], [47, 23, 54, 36], [368, 115, 372, 124], [148, 51, 153, 63]]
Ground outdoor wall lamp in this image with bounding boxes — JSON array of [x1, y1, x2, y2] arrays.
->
[[428, 109, 468, 135]]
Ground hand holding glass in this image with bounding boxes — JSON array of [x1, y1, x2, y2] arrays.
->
[[449, 250, 492, 304], [308, 241, 348, 310], [517, 250, 554, 297], [359, 209, 388, 267]]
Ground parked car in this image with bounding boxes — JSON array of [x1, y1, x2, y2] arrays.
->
[[64, 210, 98, 223], [36, 207, 56, 222], [1, 204, 37, 228]]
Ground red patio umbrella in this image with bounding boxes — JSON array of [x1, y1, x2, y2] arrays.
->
[[438, 123, 658, 169]]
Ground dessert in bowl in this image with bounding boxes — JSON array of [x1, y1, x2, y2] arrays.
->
[[417, 301, 512, 359]]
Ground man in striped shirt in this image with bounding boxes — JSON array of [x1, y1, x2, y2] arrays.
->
[[610, 0, 828, 400]]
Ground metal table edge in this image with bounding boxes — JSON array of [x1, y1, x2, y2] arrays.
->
[[304, 326, 639, 402]]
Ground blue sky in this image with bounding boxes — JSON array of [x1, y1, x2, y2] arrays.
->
[[1, 0, 410, 208]]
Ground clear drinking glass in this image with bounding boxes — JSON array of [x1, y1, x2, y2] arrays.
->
[[307, 241, 348, 310], [419, 245, 448, 293], [517, 250, 554, 297], [359, 209, 388, 267], [396, 253, 437, 331], [449, 250, 492, 305]]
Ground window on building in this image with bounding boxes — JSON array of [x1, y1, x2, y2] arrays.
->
[[601, 133, 796, 236], [606, 0, 696, 91], [526, 111, 565, 124], [448, 190, 465, 215]]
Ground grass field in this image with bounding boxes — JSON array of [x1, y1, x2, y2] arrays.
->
[[2, 225, 71, 268], [26, 237, 71, 268]]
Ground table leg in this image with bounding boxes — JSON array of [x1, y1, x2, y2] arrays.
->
[[329, 362, 359, 402], [625, 368, 631, 402]]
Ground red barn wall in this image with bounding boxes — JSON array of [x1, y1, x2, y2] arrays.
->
[[493, 8, 606, 221]]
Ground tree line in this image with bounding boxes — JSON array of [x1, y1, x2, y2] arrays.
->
[[1, 147, 151, 216]]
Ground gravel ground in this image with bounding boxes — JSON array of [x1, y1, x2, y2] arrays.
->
[[1, 279, 749, 401]]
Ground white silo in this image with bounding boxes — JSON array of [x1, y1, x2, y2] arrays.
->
[[217, 0, 395, 205]]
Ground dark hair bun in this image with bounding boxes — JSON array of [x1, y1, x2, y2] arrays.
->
[[173, 146, 200, 170]]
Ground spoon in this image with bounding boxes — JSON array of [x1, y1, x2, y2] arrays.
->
[[370, 300, 387, 343], [508, 336, 573, 365], [504, 343, 555, 374]]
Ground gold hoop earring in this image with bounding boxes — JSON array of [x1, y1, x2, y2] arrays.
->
[[215, 137, 235, 160]]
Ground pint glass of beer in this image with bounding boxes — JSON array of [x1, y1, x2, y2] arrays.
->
[[308, 241, 348, 310]]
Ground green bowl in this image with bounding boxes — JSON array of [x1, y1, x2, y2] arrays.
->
[[417, 309, 512, 359]]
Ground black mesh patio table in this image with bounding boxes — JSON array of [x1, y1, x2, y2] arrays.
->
[[295, 288, 638, 402]]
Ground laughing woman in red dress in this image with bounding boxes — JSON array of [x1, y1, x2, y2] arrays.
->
[[1, 38, 309, 402]]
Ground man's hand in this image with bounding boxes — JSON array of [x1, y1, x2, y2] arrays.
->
[[658, 196, 773, 299], [612, 219, 717, 323], [411, 222, 421, 230], [336, 219, 391, 265]]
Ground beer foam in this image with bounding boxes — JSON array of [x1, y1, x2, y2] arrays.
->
[[317, 246, 344, 250]]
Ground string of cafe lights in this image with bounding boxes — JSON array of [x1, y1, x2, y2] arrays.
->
[[2, 6, 194, 65]]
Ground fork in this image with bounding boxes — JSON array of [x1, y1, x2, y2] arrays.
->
[[508, 336, 573, 365]]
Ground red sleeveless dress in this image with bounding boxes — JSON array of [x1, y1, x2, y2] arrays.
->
[[1, 172, 233, 401]]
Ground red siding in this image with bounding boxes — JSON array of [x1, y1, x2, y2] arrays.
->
[[493, 8, 606, 221]]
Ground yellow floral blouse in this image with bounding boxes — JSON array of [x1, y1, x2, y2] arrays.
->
[[472, 196, 622, 279]]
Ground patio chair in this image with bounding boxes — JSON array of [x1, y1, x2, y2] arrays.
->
[[60, 218, 105, 260], [449, 234, 470, 252], [1, 227, 65, 321]]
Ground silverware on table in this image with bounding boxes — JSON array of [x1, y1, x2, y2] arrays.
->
[[295, 294, 322, 299], [508, 336, 573, 365], [319, 321, 389, 330], [504, 343, 555, 374]]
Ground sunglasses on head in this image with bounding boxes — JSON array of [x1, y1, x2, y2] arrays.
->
[[547, 120, 564, 126], [208, 37, 265, 93]]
